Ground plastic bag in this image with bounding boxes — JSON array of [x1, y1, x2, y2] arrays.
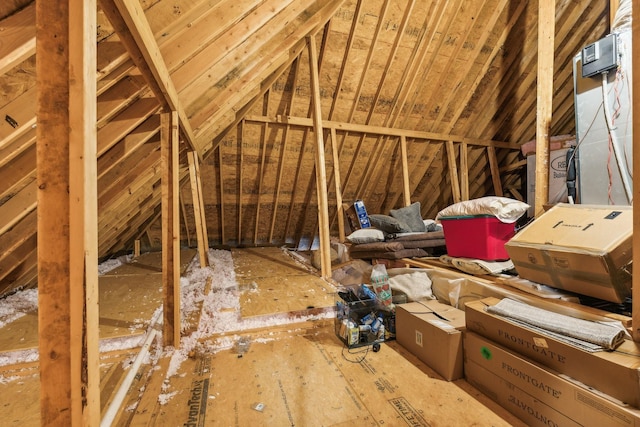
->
[[370, 264, 393, 306]]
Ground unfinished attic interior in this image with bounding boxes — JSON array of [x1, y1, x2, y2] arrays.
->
[[1, 0, 639, 425]]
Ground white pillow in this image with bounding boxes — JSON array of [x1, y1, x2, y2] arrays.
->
[[346, 228, 385, 244], [435, 196, 529, 223]]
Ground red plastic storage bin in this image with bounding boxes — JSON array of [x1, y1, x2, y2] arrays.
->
[[440, 215, 515, 260]]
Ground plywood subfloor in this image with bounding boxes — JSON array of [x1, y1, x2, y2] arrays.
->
[[234, 247, 335, 318], [0, 349, 142, 426], [0, 249, 198, 353], [0, 247, 525, 426], [115, 326, 525, 426]]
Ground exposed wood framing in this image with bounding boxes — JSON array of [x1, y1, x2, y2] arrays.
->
[[217, 145, 226, 245], [36, 0, 100, 424], [98, 0, 198, 154], [534, 0, 555, 216], [193, 155, 209, 255], [237, 121, 244, 245], [0, 1, 617, 301], [161, 110, 180, 347], [631, 0, 640, 341], [610, 0, 620, 27], [0, 3, 35, 76], [445, 141, 461, 204], [460, 142, 469, 200], [357, 0, 414, 204], [254, 92, 270, 245], [245, 115, 519, 150], [179, 187, 192, 248], [329, 127, 345, 242], [134, 239, 141, 257], [0, 180, 36, 236], [194, 0, 345, 155], [308, 35, 331, 278], [487, 146, 504, 196], [187, 151, 209, 267], [400, 135, 411, 207]]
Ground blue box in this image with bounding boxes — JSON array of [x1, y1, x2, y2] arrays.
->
[[346, 200, 371, 229]]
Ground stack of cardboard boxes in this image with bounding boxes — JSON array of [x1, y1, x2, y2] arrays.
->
[[462, 204, 638, 426], [394, 203, 638, 425], [464, 297, 640, 426]]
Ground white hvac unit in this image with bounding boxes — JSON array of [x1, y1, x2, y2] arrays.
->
[[573, 29, 633, 205]]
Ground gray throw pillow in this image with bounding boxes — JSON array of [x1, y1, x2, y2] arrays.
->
[[390, 202, 426, 232], [346, 228, 386, 244], [369, 214, 411, 233]]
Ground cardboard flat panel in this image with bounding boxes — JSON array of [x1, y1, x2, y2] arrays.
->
[[465, 298, 640, 407], [465, 332, 640, 426], [465, 359, 582, 427]]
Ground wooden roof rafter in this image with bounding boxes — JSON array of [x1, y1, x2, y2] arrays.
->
[[0, 2, 35, 77], [366, 1, 450, 213], [98, 0, 198, 156], [269, 59, 301, 244], [191, 0, 346, 156], [358, 0, 417, 205]]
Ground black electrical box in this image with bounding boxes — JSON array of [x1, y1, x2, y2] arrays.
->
[[581, 34, 618, 78]]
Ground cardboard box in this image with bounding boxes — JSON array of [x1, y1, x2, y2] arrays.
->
[[345, 200, 371, 230], [505, 203, 632, 302], [440, 215, 515, 261], [465, 357, 582, 427], [465, 332, 640, 426], [526, 146, 574, 217], [465, 297, 640, 407], [396, 300, 465, 380]]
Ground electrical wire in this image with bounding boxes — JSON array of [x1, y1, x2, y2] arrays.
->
[[341, 341, 371, 363], [615, 53, 633, 179], [601, 70, 633, 204]]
